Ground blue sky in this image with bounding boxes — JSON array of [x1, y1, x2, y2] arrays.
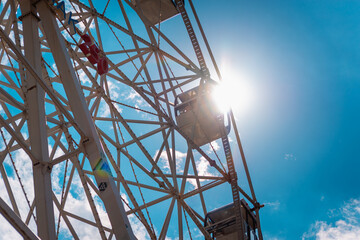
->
[[194, 0, 360, 239], [1, 0, 360, 239]]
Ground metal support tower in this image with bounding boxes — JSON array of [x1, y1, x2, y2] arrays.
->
[[20, 1, 56, 239], [35, 1, 136, 239]]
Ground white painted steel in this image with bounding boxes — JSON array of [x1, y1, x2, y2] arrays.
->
[[0, 1, 262, 239]]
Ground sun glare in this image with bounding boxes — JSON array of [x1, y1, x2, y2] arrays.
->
[[212, 65, 255, 115]]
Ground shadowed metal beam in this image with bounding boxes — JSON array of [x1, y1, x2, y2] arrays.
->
[[0, 197, 40, 240]]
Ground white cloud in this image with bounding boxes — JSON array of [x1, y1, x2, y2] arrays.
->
[[0, 215, 23, 239], [0, 147, 130, 239], [51, 159, 114, 239], [106, 80, 120, 100], [207, 141, 220, 154], [165, 237, 179, 240], [1, 54, 9, 65], [98, 102, 123, 118], [120, 194, 149, 239], [51, 63, 58, 73], [123, 89, 154, 120], [303, 198, 360, 240], [99, 103, 110, 117], [267, 237, 284, 240], [127, 90, 138, 100], [154, 149, 187, 174], [187, 156, 215, 189], [263, 200, 280, 211], [0, 149, 37, 237], [77, 69, 91, 85], [126, 90, 148, 109], [50, 146, 66, 194], [284, 153, 296, 161]]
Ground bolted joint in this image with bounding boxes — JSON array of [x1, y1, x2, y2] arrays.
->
[[158, 181, 165, 189], [150, 43, 158, 52], [208, 159, 216, 167], [96, 85, 103, 94], [251, 202, 264, 211], [33, 161, 52, 173], [82, 137, 90, 144], [18, 10, 41, 22], [26, 85, 37, 92], [45, 164, 52, 173], [225, 173, 232, 183]]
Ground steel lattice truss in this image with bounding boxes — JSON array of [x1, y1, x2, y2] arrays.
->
[[0, 0, 261, 239]]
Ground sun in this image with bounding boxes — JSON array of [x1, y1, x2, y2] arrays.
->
[[212, 65, 255, 115]]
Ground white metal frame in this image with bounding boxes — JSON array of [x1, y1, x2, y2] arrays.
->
[[0, 0, 262, 239]]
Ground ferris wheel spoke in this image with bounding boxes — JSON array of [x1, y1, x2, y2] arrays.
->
[[0, 64, 21, 72], [24, 199, 35, 225], [176, 201, 184, 240], [150, 128, 172, 174], [0, 32, 86, 139], [91, 99, 175, 192], [0, 1, 11, 22], [134, 74, 196, 86], [70, 0, 150, 46], [52, 194, 80, 240], [158, 53, 179, 97], [48, 141, 109, 240], [73, 0, 200, 78], [86, 148, 171, 195], [131, 52, 154, 83], [126, 193, 173, 215], [0, 75, 20, 93], [124, 179, 170, 194], [159, 196, 176, 239], [60, 208, 112, 235], [105, 47, 150, 56], [179, 198, 212, 240], [155, 76, 199, 98], [0, 113, 25, 145], [189, 151, 208, 215], [71, 162, 108, 239], [0, 197, 39, 240], [108, 50, 151, 72], [0, 116, 36, 161], [115, 4, 155, 89], [118, 148, 168, 189], [152, 26, 200, 72], [120, 126, 170, 149], [100, 139, 157, 238], [0, 164, 20, 215]]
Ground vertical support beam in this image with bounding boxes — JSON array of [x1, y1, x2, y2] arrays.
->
[[177, 201, 183, 240], [19, 1, 56, 239], [35, 2, 135, 239]]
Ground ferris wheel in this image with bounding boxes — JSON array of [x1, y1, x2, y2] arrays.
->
[[0, 0, 263, 239]]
